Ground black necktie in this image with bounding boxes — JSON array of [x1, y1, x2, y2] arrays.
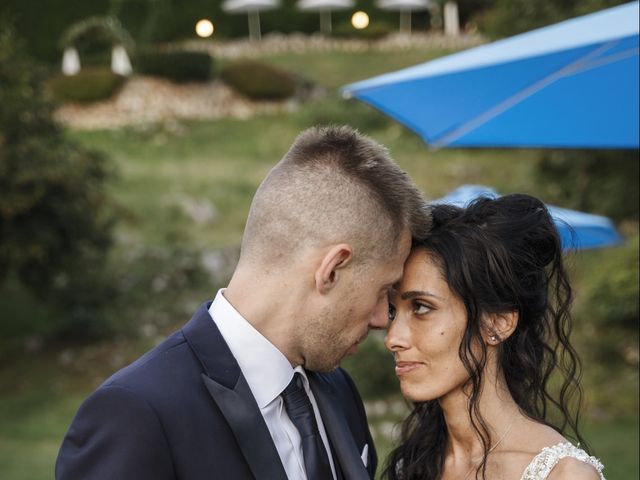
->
[[281, 373, 333, 480]]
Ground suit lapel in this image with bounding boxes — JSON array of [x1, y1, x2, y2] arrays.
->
[[308, 373, 371, 480], [182, 304, 288, 480]]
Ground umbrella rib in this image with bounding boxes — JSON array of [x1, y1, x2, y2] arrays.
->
[[569, 46, 639, 76], [432, 40, 623, 149]]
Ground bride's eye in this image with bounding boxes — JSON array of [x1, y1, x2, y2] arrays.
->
[[413, 301, 431, 315], [388, 303, 397, 322]]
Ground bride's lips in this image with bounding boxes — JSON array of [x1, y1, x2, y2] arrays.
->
[[395, 361, 423, 375]]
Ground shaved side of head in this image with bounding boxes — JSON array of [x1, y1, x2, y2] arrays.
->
[[239, 126, 429, 270]]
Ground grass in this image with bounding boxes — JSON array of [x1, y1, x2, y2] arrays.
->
[[1, 40, 638, 479], [261, 48, 457, 89]]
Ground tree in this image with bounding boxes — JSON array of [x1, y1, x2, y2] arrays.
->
[[475, 0, 629, 38], [0, 22, 116, 339]]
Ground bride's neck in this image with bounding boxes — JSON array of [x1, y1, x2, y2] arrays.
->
[[440, 367, 521, 459]]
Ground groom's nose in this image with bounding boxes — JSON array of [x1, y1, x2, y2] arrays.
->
[[369, 297, 390, 330]]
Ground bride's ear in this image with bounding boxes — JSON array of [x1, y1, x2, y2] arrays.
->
[[482, 311, 518, 346]]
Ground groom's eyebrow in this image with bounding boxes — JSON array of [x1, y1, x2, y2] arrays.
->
[[401, 290, 444, 301]]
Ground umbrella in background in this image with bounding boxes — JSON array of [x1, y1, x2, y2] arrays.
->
[[376, 0, 432, 34], [343, 2, 640, 149], [432, 185, 624, 250], [297, 0, 355, 35], [222, 0, 281, 41]]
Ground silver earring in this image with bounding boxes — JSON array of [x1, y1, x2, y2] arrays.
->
[[490, 335, 498, 343]]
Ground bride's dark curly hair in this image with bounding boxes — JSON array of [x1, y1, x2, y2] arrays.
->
[[383, 194, 588, 480]]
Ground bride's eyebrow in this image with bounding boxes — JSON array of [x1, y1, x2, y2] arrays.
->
[[401, 291, 444, 301]]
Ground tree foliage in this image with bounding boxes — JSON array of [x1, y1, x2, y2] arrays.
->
[[475, 0, 630, 38], [0, 23, 116, 339], [534, 150, 639, 223]]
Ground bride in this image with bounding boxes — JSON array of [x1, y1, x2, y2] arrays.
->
[[384, 194, 605, 480]]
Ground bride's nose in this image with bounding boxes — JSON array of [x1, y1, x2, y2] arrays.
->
[[384, 314, 410, 352]]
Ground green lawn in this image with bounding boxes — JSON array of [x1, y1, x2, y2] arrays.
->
[[1, 40, 637, 479]]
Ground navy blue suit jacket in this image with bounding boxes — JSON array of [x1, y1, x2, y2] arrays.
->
[[56, 303, 377, 479]]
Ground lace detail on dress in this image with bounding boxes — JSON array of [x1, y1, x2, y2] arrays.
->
[[520, 442, 605, 480]]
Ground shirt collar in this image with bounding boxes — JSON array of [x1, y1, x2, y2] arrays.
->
[[208, 289, 294, 409]]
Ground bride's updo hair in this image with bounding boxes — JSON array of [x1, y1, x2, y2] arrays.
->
[[385, 194, 586, 480]]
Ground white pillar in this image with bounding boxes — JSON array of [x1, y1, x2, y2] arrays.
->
[[62, 47, 81, 75], [444, 1, 459, 36], [248, 10, 261, 41], [111, 45, 133, 76]]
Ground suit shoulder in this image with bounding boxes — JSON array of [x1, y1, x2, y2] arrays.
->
[[103, 330, 189, 388]]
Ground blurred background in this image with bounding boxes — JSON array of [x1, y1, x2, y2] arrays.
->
[[0, 0, 637, 478]]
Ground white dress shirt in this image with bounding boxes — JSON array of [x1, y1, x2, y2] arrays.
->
[[208, 289, 337, 480]]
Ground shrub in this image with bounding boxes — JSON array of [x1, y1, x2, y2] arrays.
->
[[0, 23, 116, 340], [342, 332, 398, 400], [332, 20, 394, 40], [136, 50, 213, 83], [47, 67, 125, 102], [221, 60, 296, 100], [534, 149, 639, 223], [572, 236, 639, 414]]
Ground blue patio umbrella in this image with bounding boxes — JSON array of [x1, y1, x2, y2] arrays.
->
[[432, 185, 624, 250], [342, 2, 640, 149]]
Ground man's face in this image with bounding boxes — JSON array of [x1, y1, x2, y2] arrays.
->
[[302, 229, 412, 372]]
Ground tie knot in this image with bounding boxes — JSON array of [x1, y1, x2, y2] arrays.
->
[[281, 373, 317, 438]]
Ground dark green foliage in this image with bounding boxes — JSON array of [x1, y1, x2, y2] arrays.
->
[[0, 24, 116, 339], [534, 150, 639, 223], [342, 333, 399, 399], [573, 236, 639, 414], [221, 61, 296, 100], [1, 0, 411, 63], [475, 0, 630, 38], [59, 15, 134, 53], [332, 20, 395, 40], [47, 67, 126, 102], [136, 50, 213, 83]]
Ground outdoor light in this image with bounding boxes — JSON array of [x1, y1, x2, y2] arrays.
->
[[351, 11, 369, 29], [195, 19, 215, 38]]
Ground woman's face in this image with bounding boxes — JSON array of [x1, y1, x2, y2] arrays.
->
[[384, 247, 471, 402]]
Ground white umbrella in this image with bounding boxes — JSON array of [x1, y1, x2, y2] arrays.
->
[[297, 0, 355, 35], [376, 0, 431, 34], [222, 0, 281, 41]]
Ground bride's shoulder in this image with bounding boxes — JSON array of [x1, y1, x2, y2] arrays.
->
[[522, 442, 605, 480], [546, 454, 603, 480]]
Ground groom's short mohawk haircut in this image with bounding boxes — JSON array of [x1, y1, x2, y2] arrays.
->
[[239, 125, 429, 267]]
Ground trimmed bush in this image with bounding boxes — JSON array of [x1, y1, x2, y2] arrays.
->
[[136, 50, 213, 83], [221, 61, 296, 100], [333, 20, 394, 40], [47, 67, 125, 102]]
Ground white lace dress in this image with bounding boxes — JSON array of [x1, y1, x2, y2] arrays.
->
[[520, 442, 606, 479]]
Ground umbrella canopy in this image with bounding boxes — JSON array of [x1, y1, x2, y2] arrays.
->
[[222, 0, 281, 40], [297, 0, 354, 34], [342, 2, 640, 149], [432, 185, 624, 250], [376, 0, 431, 33]]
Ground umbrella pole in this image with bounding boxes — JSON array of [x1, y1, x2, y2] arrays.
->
[[400, 10, 411, 34], [320, 10, 332, 35], [248, 10, 261, 41]]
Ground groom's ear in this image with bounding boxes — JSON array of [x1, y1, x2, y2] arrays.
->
[[482, 311, 518, 346], [314, 244, 353, 294]]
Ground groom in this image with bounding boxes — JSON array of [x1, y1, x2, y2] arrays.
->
[[56, 125, 429, 480]]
